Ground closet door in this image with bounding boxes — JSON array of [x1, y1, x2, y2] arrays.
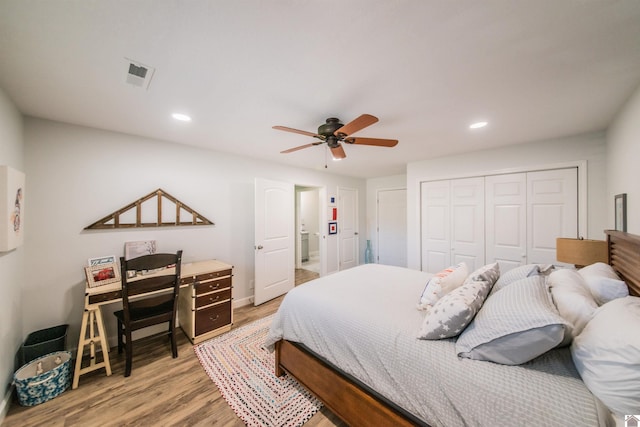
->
[[485, 173, 527, 273], [421, 181, 450, 272], [527, 168, 578, 264], [450, 178, 485, 271]]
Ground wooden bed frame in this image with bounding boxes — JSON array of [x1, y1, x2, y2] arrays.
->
[[274, 230, 640, 426]]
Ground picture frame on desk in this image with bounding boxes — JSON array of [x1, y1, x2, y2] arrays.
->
[[88, 255, 117, 266], [124, 240, 156, 260], [85, 262, 121, 288]]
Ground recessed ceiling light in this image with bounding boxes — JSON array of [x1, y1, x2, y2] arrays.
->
[[469, 121, 488, 129], [172, 113, 192, 122]]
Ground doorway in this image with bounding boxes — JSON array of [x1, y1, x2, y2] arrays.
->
[[295, 186, 324, 284]]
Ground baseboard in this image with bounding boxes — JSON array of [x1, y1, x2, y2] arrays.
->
[[233, 296, 253, 308], [0, 384, 14, 424]]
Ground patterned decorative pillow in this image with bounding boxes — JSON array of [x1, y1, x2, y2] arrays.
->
[[464, 262, 500, 286], [417, 262, 468, 311], [417, 276, 494, 340]]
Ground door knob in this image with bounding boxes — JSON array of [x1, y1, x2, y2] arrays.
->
[[255, 245, 264, 250]]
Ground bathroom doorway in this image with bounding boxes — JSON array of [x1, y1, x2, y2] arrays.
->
[[295, 186, 323, 284]]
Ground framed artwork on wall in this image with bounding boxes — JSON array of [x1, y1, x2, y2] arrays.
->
[[328, 221, 337, 235], [615, 193, 627, 232], [0, 165, 25, 252]]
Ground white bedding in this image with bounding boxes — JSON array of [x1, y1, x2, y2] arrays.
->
[[265, 264, 611, 427]]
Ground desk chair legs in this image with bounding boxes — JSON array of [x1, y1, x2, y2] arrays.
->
[[116, 319, 179, 377]]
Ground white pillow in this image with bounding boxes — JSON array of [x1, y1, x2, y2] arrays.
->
[[456, 275, 567, 365], [583, 276, 629, 306], [547, 268, 597, 345], [578, 262, 629, 305], [571, 296, 640, 416], [578, 262, 620, 281], [417, 262, 468, 310]]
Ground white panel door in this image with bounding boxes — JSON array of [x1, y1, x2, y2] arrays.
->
[[254, 178, 294, 305], [527, 168, 578, 264], [338, 187, 358, 271], [421, 181, 450, 272], [450, 177, 485, 271], [485, 173, 527, 273], [377, 188, 407, 267]]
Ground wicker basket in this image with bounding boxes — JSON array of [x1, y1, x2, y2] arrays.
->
[[14, 351, 71, 406]]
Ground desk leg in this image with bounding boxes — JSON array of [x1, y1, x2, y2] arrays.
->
[[72, 306, 112, 389], [72, 310, 89, 389]]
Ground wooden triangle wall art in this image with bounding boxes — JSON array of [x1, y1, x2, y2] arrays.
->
[[84, 188, 214, 230]]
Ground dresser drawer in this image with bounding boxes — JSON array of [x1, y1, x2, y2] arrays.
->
[[195, 303, 232, 336], [180, 269, 232, 286], [194, 277, 231, 295], [195, 288, 232, 308]]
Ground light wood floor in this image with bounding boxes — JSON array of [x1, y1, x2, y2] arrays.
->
[[4, 269, 344, 427]]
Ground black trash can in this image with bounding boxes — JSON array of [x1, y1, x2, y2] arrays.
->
[[20, 324, 69, 366]]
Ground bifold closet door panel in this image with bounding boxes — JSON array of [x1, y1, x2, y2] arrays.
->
[[420, 177, 485, 273], [421, 180, 450, 273], [527, 168, 578, 264], [485, 173, 527, 273]]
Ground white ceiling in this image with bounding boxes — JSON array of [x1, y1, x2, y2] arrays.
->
[[1, 1, 640, 178]]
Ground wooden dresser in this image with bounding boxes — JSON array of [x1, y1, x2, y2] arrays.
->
[[178, 260, 233, 344]]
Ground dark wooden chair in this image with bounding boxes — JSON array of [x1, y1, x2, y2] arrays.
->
[[114, 250, 182, 377]]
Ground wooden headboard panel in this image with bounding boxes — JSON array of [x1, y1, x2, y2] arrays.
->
[[605, 230, 640, 296]]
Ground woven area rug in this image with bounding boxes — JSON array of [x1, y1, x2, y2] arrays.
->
[[194, 315, 323, 427]]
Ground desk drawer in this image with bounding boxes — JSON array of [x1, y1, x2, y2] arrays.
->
[[180, 269, 232, 286], [196, 288, 231, 308], [195, 303, 231, 336], [88, 290, 122, 305], [194, 277, 231, 295]]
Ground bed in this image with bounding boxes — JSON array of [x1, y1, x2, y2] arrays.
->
[[265, 230, 640, 426]]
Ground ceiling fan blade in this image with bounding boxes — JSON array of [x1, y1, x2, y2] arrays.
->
[[273, 126, 323, 139], [330, 145, 346, 159], [344, 137, 398, 147], [334, 114, 379, 137], [281, 143, 321, 154]]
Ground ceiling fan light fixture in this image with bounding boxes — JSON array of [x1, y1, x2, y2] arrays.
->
[[469, 121, 488, 129]]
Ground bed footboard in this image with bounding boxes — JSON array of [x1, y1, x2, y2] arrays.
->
[[275, 339, 425, 427]]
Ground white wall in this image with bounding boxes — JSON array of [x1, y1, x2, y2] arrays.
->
[[406, 133, 608, 270], [0, 88, 24, 418], [366, 174, 407, 263], [607, 83, 640, 234], [23, 118, 366, 348]]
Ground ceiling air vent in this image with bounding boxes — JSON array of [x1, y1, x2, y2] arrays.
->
[[125, 58, 155, 89]]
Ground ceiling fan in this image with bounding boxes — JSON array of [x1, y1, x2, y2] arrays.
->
[[273, 114, 398, 160]]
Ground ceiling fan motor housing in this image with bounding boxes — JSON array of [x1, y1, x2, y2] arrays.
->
[[318, 117, 343, 137]]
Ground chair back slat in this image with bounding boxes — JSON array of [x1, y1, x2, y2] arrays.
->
[[125, 275, 178, 297], [124, 253, 180, 272], [119, 250, 183, 323]]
